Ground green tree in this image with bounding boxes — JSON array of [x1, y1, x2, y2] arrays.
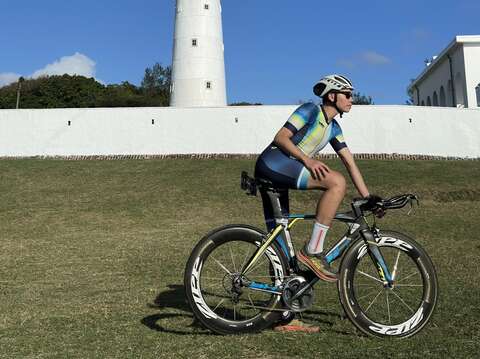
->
[[352, 91, 373, 105], [0, 63, 171, 109], [228, 102, 262, 106], [140, 63, 171, 106], [97, 81, 147, 107], [0, 75, 104, 109]]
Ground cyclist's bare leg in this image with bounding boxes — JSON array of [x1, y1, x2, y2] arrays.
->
[[306, 170, 346, 226], [296, 170, 346, 278]]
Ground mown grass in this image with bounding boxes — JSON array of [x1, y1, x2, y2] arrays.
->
[[0, 158, 479, 358]]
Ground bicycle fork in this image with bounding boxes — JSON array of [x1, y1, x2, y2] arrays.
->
[[360, 228, 394, 287]]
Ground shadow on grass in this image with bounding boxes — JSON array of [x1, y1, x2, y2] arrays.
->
[[141, 312, 209, 335], [141, 284, 354, 337], [148, 284, 190, 312], [297, 309, 356, 337], [299, 308, 343, 325], [141, 284, 211, 335]]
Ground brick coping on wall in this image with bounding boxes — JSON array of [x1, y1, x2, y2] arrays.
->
[[0, 153, 478, 161]]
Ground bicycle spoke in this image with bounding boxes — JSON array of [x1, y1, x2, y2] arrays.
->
[[229, 246, 237, 272], [200, 281, 224, 291], [245, 254, 268, 275], [365, 289, 383, 313], [386, 291, 391, 324], [357, 270, 384, 284], [211, 256, 232, 275], [392, 251, 401, 280], [391, 289, 415, 313], [202, 290, 231, 300], [240, 246, 253, 271], [247, 275, 278, 279], [200, 275, 228, 282], [397, 270, 419, 283], [357, 290, 380, 302], [212, 299, 225, 312], [395, 284, 423, 287]]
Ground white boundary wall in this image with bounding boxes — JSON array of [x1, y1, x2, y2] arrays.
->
[[0, 105, 479, 158]]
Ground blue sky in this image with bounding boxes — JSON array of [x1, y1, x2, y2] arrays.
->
[[0, 0, 479, 105]]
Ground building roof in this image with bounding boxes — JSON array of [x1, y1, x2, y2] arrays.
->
[[407, 35, 480, 92]]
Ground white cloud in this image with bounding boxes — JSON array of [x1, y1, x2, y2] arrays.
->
[[360, 51, 391, 65], [31, 52, 96, 79], [0, 53, 98, 88], [0, 72, 21, 88], [336, 59, 356, 70], [337, 50, 391, 70]]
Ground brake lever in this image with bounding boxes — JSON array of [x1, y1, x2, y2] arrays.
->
[[406, 195, 420, 215]]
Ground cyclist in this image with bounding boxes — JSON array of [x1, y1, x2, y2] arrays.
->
[[255, 74, 372, 284]]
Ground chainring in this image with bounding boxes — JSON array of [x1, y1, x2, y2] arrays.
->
[[281, 276, 314, 312]]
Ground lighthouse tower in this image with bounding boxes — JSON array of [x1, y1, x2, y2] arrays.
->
[[170, 0, 227, 107]]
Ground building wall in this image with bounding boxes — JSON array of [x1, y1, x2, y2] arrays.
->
[[1, 106, 480, 158], [413, 46, 467, 108], [463, 44, 480, 108]]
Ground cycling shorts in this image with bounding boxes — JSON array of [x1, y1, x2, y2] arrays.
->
[[254, 146, 311, 190]]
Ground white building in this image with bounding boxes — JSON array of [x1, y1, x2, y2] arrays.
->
[[408, 35, 480, 108], [170, 0, 227, 107]]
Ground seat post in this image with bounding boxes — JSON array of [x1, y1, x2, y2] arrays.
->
[[259, 188, 290, 230]]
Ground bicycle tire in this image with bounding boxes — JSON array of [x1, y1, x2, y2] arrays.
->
[[338, 230, 438, 338], [184, 224, 289, 334]]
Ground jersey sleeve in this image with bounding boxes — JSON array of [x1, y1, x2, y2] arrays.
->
[[282, 103, 317, 135], [329, 120, 348, 153]]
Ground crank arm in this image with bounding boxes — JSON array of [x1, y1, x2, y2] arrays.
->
[[290, 277, 319, 302]]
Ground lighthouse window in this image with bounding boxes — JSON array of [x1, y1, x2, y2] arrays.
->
[[192, 39, 197, 47], [204, 4, 209, 10], [206, 81, 212, 89]]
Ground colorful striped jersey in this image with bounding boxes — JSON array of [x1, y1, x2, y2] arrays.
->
[[283, 102, 347, 156]]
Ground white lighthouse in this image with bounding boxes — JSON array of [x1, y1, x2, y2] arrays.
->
[[170, 0, 227, 107]]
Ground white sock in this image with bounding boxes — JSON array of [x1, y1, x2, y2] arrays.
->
[[306, 222, 329, 254]]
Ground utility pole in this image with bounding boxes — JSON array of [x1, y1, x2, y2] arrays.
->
[[16, 77, 25, 109]]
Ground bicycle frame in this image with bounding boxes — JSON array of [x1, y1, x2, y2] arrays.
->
[[240, 211, 394, 295]]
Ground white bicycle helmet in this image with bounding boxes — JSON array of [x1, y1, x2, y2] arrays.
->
[[313, 74, 354, 97]]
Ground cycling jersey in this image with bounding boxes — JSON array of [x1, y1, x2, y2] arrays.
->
[[255, 102, 347, 190]]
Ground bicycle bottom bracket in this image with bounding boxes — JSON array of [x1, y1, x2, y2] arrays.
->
[[281, 276, 314, 312]]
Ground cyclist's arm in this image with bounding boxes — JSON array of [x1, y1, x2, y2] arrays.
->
[[273, 128, 309, 163], [337, 147, 370, 197], [274, 128, 330, 180]]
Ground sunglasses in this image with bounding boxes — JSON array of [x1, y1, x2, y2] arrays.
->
[[338, 92, 353, 99]]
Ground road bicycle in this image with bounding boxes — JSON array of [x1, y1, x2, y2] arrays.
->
[[184, 172, 438, 338]]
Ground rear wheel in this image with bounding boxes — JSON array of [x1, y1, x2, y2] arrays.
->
[[338, 230, 438, 338], [184, 225, 289, 334]]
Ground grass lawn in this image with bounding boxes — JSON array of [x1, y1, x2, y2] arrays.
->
[[0, 158, 479, 358]]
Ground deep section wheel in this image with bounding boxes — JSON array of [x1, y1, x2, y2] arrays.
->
[[184, 225, 289, 334], [338, 230, 438, 338]]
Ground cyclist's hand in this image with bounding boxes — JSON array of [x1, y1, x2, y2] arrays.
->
[[303, 158, 330, 180], [365, 194, 386, 218]]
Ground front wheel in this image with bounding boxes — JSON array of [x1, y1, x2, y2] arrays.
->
[[338, 230, 438, 338], [184, 225, 289, 334]]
